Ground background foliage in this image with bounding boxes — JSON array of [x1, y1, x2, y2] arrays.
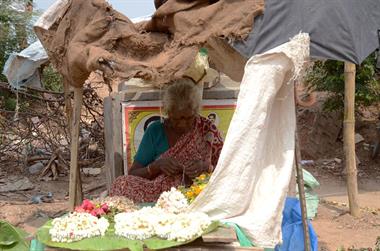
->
[[305, 53, 380, 111], [0, 0, 40, 82]]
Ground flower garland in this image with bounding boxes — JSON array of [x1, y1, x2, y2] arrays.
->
[[155, 187, 189, 214], [50, 188, 212, 243], [75, 199, 109, 217], [49, 212, 109, 243], [114, 188, 212, 242], [154, 212, 211, 242], [91, 196, 137, 213], [114, 207, 160, 240]]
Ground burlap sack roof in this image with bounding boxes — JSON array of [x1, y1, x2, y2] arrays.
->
[[34, 0, 264, 88]]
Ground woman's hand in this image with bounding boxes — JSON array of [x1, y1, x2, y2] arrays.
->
[[151, 158, 182, 176], [185, 160, 208, 178]]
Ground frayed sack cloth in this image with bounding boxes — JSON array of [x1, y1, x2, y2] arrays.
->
[[189, 34, 310, 247]]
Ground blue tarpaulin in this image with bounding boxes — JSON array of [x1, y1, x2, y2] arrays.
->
[[275, 197, 318, 251]]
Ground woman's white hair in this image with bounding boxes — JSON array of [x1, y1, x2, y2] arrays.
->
[[162, 78, 202, 115]]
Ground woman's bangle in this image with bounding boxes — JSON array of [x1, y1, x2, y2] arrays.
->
[[147, 165, 153, 176]]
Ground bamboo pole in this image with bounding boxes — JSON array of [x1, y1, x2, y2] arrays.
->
[[343, 62, 360, 217], [69, 87, 83, 211]]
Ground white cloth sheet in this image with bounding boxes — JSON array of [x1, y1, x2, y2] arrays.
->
[[190, 34, 310, 247]]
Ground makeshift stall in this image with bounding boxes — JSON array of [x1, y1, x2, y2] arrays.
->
[[32, 0, 380, 249], [32, 0, 310, 249]]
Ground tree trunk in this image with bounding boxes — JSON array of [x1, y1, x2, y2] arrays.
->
[[344, 62, 360, 217]]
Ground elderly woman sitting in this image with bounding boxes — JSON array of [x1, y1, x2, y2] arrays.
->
[[110, 78, 224, 203]]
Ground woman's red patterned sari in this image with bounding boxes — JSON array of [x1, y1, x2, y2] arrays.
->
[[110, 116, 223, 203]]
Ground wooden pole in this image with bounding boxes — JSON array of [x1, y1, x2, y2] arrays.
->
[[63, 80, 72, 133], [295, 135, 310, 251], [344, 62, 360, 217], [69, 87, 83, 211], [294, 84, 310, 251]]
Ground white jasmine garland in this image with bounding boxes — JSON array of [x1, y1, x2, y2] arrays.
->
[[49, 212, 109, 242], [114, 207, 212, 242], [114, 207, 162, 240], [155, 212, 211, 242], [155, 187, 189, 214]]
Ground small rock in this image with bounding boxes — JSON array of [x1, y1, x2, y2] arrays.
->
[[82, 168, 101, 176], [360, 109, 372, 118], [30, 116, 40, 124], [28, 162, 44, 174], [59, 138, 68, 146], [334, 158, 342, 164], [355, 133, 364, 144], [40, 176, 52, 182], [88, 142, 98, 152], [0, 176, 34, 192], [301, 160, 314, 165], [81, 128, 91, 140]]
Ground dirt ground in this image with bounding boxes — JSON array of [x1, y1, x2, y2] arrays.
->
[[1, 163, 379, 250], [298, 102, 380, 250], [308, 166, 380, 250], [0, 164, 106, 237], [0, 102, 379, 250]]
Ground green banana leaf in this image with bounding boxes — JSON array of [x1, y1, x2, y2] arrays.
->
[[37, 221, 144, 251], [0, 220, 30, 251], [37, 220, 220, 251]]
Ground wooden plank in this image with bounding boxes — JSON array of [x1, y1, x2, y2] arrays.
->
[[104, 93, 124, 191], [46, 245, 263, 251], [68, 87, 83, 211], [112, 93, 124, 178], [104, 96, 115, 191], [202, 226, 237, 243], [159, 245, 264, 251]]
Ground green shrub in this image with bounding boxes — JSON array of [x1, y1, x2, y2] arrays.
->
[[305, 53, 380, 111], [0, 0, 40, 81], [41, 64, 63, 92]]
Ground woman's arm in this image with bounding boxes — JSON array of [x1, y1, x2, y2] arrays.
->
[[129, 161, 158, 179], [130, 122, 161, 179], [129, 158, 181, 179]]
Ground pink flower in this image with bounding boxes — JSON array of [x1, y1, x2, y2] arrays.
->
[[74, 206, 86, 213], [82, 199, 94, 211], [93, 208, 105, 217], [100, 203, 109, 213]]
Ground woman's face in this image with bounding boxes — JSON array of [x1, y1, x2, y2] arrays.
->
[[168, 107, 196, 133]]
